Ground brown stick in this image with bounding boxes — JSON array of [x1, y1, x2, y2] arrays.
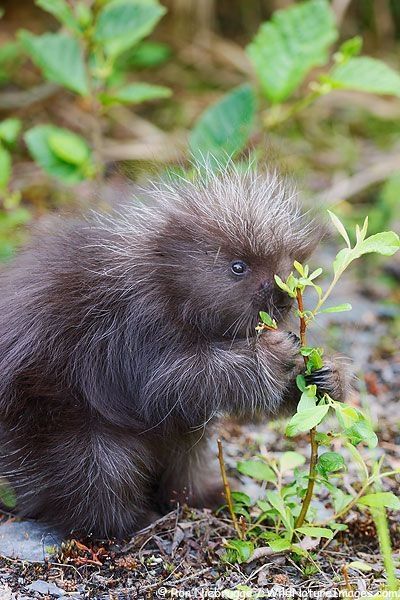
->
[[294, 289, 319, 529], [217, 439, 242, 539]]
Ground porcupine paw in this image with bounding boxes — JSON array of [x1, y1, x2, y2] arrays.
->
[[304, 358, 352, 403]]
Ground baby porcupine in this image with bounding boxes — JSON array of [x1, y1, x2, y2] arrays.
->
[[0, 166, 351, 537]]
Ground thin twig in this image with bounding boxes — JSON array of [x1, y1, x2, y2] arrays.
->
[[217, 439, 242, 539]]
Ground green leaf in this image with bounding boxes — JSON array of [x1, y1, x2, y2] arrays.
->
[[317, 451, 345, 477], [25, 125, 89, 183], [296, 374, 307, 392], [246, 0, 337, 103], [296, 526, 333, 539], [237, 460, 276, 482], [327, 210, 351, 248], [267, 538, 292, 552], [223, 539, 254, 564], [99, 82, 171, 106], [309, 267, 323, 281], [330, 57, 400, 97], [293, 261, 304, 275], [358, 231, 400, 257], [0, 479, 16, 509], [0, 145, 11, 191], [189, 84, 256, 168], [259, 311, 277, 329], [35, 0, 78, 31], [48, 130, 90, 166], [318, 303, 352, 314], [19, 31, 88, 96], [266, 490, 294, 531], [274, 274, 293, 296], [297, 386, 317, 411], [348, 561, 373, 573], [335, 36, 363, 62], [358, 492, 400, 511], [333, 247, 353, 276], [118, 41, 171, 69], [345, 419, 378, 449], [231, 491, 252, 506], [334, 404, 360, 429], [0, 118, 22, 146], [286, 405, 330, 437], [280, 451, 306, 473], [94, 0, 166, 58]]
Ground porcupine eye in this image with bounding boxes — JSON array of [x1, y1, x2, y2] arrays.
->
[[230, 260, 248, 276]]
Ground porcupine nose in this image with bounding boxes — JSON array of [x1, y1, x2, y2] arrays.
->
[[256, 281, 292, 314]]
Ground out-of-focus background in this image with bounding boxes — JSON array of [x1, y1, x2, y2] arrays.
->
[[0, 1, 399, 596], [0, 0, 399, 260]]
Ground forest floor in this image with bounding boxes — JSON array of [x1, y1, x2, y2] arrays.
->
[[0, 254, 399, 599]]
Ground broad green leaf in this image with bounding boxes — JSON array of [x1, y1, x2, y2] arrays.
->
[[94, 0, 166, 58], [231, 491, 252, 506], [0, 479, 16, 508], [48, 130, 90, 166], [268, 538, 292, 552], [25, 125, 88, 183], [317, 451, 345, 477], [330, 57, 400, 98], [35, 0, 78, 31], [296, 526, 333, 539], [318, 303, 352, 314], [334, 404, 360, 429], [189, 84, 256, 167], [246, 0, 337, 103], [280, 451, 306, 473], [345, 419, 378, 449], [286, 405, 329, 436], [328, 210, 351, 247], [297, 386, 317, 411], [118, 41, 171, 69], [0, 145, 11, 191], [99, 82, 171, 105], [358, 492, 400, 510], [19, 31, 88, 96], [358, 232, 400, 257], [237, 460, 276, 482], [0, 118, 22, 145]]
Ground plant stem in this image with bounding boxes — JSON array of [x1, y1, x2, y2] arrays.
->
[[370, 481, 398, 592], [294, 288, 319, 529], [217, 439, 242, 539]]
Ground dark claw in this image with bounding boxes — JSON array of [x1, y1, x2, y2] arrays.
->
[[305, 367, 331, 388]]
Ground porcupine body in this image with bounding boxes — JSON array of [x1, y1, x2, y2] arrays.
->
[[0, 166, 350, 537]]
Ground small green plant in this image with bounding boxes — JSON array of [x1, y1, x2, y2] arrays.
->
[[219, 213, 400, 590], [190, 0, 400, 166], [1, 0, 171, 186]]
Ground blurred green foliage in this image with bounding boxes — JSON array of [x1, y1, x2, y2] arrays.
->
[[0, 0, 399, 261]]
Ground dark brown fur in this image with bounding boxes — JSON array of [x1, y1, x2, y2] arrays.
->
[[0, 169, 351, 537]]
